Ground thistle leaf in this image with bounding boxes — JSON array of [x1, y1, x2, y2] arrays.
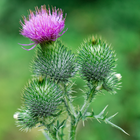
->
[[105, 119, 129, 135], [93, 106, 129, 135]]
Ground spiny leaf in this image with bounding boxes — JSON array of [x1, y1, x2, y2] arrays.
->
[[93, 105, 129, 135], [105, 119, 129, 135]]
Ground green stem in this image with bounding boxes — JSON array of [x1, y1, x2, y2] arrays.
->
[[63, 84, 97, 140], [63, 84, 76, 117], [63, 83, 77, 140], [60, 128, 64, 140], [79, 87, 96, 119], [42, 121, 57, 140], [69, 115, 77, 140], [40, 41, 54, 56]]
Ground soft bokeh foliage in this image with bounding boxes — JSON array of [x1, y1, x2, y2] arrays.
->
[[0, 0, 140, 140]]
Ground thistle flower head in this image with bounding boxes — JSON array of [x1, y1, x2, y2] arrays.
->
[[19, 5, 67, 51]]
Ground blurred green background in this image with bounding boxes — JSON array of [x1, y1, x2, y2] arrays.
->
[[0, 0, 140, 139]]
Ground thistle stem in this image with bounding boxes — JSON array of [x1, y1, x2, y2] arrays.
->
[[42, 121, 57, 140], [70, 119, 77, 140], [40, 41, 54, 56], [63, 84, 76, 117], [79, 86, 96, 118], [63, 83, 77, 140]]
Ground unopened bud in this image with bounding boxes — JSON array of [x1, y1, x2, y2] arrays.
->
[[92, 36, 97, 45], [115, 73, 122, 81], [96, 84, 103, 91], [13, 112, 19, 120]]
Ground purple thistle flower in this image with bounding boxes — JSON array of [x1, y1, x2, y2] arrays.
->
[[19, 5, 67, 51]]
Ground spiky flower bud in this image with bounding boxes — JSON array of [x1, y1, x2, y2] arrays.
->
[[32, 40, 77, 82], [22, 78, 63, 119], [14, 109, 38, 131], [78, 36, 117, 82], [102, 72, 122, 94]]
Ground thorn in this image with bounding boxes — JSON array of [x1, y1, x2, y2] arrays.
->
[[102, 105, 108, 112], [107, 112, 118, 120], [96, 118, 101, 123], [99, 105, 108, 116]]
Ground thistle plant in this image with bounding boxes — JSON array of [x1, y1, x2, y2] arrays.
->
[[14, 5, 129, 140]]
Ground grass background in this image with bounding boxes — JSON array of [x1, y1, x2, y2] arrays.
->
[[0, 0, 140, 139]]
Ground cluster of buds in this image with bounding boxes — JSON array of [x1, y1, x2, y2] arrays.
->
[[14, 79, 63, 130], [78, 36, 121, 92]]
